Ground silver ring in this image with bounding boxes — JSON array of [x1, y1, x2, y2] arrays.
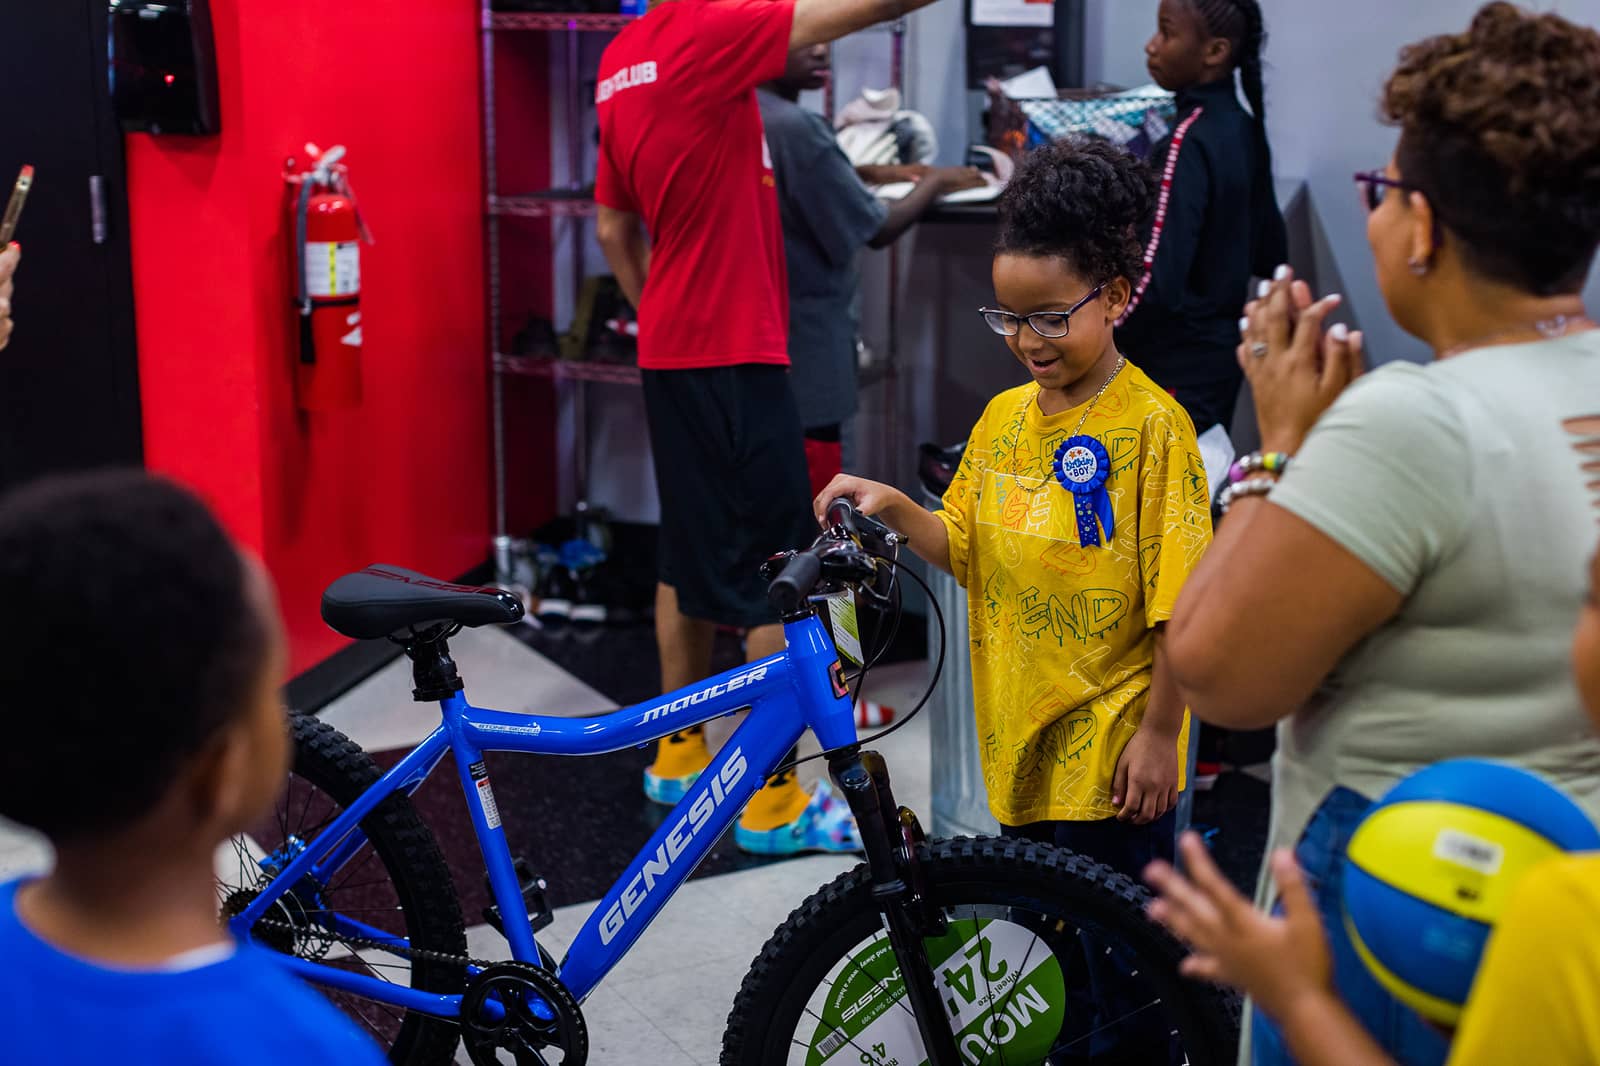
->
[[1250, 342, 1270, 359]]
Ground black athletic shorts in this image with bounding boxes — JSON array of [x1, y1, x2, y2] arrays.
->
[[640, 364, 818, 629]]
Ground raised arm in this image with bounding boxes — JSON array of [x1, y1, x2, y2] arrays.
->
[[790, 0, 942, 49]]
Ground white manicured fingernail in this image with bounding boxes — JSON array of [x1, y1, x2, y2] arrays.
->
[[1257, 280, 1271, 298], [1274, 264, 1290, 281], [1325, 293, 1343, 305], [1238, 317, 1250, 335], [1329, 323, 1350, 341]]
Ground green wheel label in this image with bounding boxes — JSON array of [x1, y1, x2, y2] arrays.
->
[[805, 918, 1066, 1065]]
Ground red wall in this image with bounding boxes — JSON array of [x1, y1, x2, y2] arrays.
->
[[126, 0, 552, 674]]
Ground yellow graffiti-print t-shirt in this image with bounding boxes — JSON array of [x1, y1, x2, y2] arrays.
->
[[935, 365, 1213, 825]]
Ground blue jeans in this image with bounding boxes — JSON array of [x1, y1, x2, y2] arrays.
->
[[1251, 787, 1450, 1066]]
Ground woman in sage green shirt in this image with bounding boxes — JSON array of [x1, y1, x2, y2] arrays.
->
[[1157, 5, 1600, 1065]]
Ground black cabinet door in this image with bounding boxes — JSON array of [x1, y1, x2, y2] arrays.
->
[[0, 0, 143, 491]]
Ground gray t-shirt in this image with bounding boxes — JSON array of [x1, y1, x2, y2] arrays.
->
[[757, 89, 889, 430], [1262, 331, 1600, 870]]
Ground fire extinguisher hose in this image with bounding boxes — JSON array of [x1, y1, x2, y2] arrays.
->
[[293, 176, 317, 365]]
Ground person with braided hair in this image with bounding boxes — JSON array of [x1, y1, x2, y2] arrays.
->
[[1119, 0, 1287, 436]]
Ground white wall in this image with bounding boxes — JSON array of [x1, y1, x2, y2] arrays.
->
[[1075, 0, 1600, 364], [902, 0, 1600, 368]]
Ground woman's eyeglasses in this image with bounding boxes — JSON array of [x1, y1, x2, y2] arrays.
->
[[979, 284, 1105, 340], [1353, 170, 1422, 213]]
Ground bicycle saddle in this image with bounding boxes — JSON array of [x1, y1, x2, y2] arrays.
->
[[321, 565, 524, 640]]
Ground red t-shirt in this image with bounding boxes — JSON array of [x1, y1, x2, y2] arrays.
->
[[594, 0, 795, 371]]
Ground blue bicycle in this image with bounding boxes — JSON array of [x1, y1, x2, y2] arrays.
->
[[216, 502, 1236, 1065]]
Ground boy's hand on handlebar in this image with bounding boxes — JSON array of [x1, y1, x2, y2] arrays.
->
[[813, 474, 906, 529]]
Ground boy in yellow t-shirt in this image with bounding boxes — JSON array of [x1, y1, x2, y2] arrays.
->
[[817, 138, 1212, 876]]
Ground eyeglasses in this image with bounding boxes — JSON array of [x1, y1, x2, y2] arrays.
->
[[1353, 170, 1423, 213], [979, 284, 1105, 340]]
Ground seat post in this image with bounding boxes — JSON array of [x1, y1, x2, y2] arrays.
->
[[405, 629, 464, 703]]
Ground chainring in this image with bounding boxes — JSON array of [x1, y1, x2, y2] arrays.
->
[[460, 960, 588, 1066]]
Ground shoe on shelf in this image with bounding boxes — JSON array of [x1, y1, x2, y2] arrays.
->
[[560, 538, 609, 628], [535, 566, 575, 626], [1194, 761, 1222, 792], [734, 779, 863, 856]]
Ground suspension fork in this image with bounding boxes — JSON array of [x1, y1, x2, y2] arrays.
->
[[829, 748, 962, 1066]]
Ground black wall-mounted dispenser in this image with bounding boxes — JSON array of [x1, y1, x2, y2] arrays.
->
[[108, 0, 221, 136]]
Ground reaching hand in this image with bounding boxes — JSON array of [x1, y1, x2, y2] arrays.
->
[[813, 474, 907, 529], [1145, 835, 1334, 1022], [1238, 266, 1365, 454], [930, 166, 987, 194]]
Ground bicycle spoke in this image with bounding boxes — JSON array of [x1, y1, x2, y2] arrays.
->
[[970, 905, 1011, 1066], [298, 906, 406, 915], [318, 878, 393, 893], [294, 775, 318, 838], [276, 789, 291, 849], [337, 991, 407, 1041], [982, 915, 1043, 1033], [798, 1004, 886, 1064], [231, 836, 256, 885], [325, 848, 384, 896], [336, 952, 408, 984], [846, 928, 918, 1024], [1051, 995, 1166, 1054]]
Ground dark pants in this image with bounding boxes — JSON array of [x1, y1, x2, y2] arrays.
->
[[1004, 811, 1181, 1063], [1002, 809, 1178, 881]]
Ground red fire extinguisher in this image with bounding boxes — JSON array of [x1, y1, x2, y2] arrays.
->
[[286, 144, 372, 411]]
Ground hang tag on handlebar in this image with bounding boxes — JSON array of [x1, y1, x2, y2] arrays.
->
[[825, 592, 865, 666]]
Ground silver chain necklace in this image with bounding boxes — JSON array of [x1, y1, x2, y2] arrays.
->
[[1005, 355, 1127, 495], [1438, 312, 1594, 359]]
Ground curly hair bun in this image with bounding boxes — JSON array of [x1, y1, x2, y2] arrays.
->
[[1384, 1, 1600, 294], [996, 137, 1158, 284]]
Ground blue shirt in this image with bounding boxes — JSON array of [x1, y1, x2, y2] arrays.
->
[[0, 879, 390, 1066]]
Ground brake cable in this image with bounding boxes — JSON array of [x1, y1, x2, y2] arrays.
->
[[768, 545, 948, 777]]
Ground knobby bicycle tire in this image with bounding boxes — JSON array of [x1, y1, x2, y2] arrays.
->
[[722, 835, 1240, 1066]]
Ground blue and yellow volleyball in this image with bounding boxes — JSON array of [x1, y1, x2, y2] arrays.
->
[[1342, 759, 1600, 1026]]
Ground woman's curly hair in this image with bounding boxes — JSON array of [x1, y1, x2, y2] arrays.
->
[[1384, 2, 1600, 294], [996, 137, 1157, 285]]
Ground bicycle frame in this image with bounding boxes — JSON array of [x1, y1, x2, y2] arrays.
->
[[230, 611, 857, 1019]]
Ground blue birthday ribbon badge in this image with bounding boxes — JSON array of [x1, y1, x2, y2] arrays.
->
[[1052, 435, 1115, 547]]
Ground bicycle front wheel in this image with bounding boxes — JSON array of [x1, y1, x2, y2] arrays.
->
[[722, 836, 1239, 1066]]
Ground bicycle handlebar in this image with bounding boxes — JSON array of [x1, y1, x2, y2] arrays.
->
[[766, 500, 899, 615], [825, 498, 897, 554], [768, 550, 824, 616]]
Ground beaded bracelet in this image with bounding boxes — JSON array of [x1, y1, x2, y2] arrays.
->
[[1218, 476, 1279, 513], [1228, 451, 1292, 485]]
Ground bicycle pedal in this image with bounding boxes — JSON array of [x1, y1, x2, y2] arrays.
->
[[482, 857, 556, 939]]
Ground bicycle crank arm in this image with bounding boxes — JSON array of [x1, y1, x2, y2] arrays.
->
[[829, 750, 963, 1066]]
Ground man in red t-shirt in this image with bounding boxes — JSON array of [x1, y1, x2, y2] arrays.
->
[[596, 0, 948, 854]]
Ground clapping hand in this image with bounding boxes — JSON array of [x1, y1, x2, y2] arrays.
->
[[1238, 265, 1366, 454]]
